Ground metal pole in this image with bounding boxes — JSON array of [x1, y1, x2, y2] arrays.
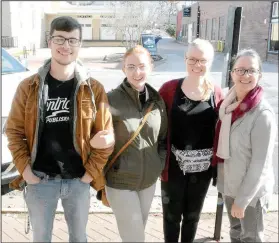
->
[[197, 4, 200, 38], [214, 6, 242, 240], [213, 192, 224, 241]]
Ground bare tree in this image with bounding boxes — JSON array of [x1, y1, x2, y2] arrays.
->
[[108, 1, 177, 50], [158, 1, 179, 27]]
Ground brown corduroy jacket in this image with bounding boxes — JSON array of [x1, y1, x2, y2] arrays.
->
[[5, 59, 114, 191]]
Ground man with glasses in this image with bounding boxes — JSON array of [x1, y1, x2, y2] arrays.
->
[[5, 16, 114, 242]]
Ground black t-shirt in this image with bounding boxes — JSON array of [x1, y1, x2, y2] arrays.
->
[[170, 81, 217, 174], [33, 73, 85, 178], [171, 84, 217, 150]]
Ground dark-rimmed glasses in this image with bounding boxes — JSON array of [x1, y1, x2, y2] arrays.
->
[[185, 57, 208, 65], [232, 68, 260, 76], [50, 36, 81, 47]]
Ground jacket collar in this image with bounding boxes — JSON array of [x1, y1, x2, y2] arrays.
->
[[36, 58, 90, 85], [121, 78, 161, 105]]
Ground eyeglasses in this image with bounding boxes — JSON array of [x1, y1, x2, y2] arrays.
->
[[125, 65, 148, 72], [185, 57, 208, 66], [232, 68, 260, 76], [50, 36, 81, 47]]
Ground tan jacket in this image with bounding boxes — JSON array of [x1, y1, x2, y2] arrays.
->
[[5, 59, 114, 191]]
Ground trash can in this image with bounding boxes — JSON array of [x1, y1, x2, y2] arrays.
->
[[139, 34, 157, 56]]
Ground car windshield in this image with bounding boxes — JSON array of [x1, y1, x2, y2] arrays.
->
[[2, 48, 27, 74]]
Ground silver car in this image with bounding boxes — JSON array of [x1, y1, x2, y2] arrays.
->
[[2, 48, 31, 195]]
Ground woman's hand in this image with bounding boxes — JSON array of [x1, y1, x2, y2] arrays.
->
[[90, 130, 115, 149], [231, 203, 245, 219]]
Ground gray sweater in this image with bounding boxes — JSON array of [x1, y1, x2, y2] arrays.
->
[[217, 98, 277, 209]]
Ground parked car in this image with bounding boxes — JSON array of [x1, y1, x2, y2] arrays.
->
[[2, 48, 31, 195]]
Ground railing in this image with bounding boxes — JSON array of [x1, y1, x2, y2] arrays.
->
[[1, 36, 18, 48]]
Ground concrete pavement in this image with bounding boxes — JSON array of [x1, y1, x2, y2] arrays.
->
[[2, 212, 278, 242]]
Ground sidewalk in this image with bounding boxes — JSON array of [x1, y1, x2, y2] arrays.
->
[[2, 212, 278, 242]]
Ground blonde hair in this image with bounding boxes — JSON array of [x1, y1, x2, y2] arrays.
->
[[187, 38, 215, 101], [123, 45, 153, 66]]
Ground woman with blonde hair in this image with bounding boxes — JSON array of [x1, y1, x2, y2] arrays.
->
[[100, 45, 168, 241], [212, 49, 277, 242], [159, 38, 223, 242]]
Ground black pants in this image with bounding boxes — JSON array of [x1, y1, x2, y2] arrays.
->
[[161, 154, 212, 242]]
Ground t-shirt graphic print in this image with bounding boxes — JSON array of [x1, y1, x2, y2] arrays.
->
[[46, 97, 70, 124]]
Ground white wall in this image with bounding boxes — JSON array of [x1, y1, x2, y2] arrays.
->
[[2, 1, 12, 37], [8, 1, 46, 49]]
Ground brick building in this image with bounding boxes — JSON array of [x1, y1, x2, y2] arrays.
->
[[179, 1, 278, 64]]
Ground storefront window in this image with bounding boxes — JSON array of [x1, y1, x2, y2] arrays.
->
[[272, 2, 278, 17], [269, 2, 279, 52], [212, 18, 217, 40]]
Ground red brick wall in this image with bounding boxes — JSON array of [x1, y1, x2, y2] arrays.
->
[[180, 1, 276, 63]]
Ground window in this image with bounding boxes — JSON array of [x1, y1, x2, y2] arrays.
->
[[2, 48, 27, 74], [269, 2, 279, 52], [218, 16, 225, 40], [272, 2, 278, 17], [100, 26, 116, 40], [32, 10, 36, 30], [212, 18, 217, 40], [269, 20, 279, 51], [78, 18, 93, 40], [192, 22, 196, 37], [200, 21, 204, 38], [206, 19, 210, 40], [182, 24, 187, 37]]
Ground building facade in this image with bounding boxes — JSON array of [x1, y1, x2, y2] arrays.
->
[[44, 1, 123, 47], [2, 1, 46, 50], [179, 1, 278, 64]]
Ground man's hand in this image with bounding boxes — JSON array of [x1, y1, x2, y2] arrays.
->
[[231, 203, 245, 219], [80, 171, 93, 184], [90, 130, 115, 149], [22, 164, 41, 185]]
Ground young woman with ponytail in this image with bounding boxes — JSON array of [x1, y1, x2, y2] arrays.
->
[[159, 38, 223, 242]]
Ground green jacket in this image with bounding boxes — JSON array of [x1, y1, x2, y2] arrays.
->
[[105, 79, 168, 191]]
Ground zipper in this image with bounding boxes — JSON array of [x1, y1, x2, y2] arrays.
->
[[72, 81, 83, 155], [30, 78, 45, 164]]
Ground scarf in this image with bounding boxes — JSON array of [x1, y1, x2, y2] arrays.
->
[[212, 85, 263, 166]]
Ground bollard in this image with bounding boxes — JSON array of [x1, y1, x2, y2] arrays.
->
[[213, 192, 224, 241]]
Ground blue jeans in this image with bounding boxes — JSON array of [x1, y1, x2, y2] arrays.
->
[[24, 170, 90, 242]]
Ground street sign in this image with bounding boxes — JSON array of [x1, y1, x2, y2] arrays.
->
[[183, 7, 191, 17]]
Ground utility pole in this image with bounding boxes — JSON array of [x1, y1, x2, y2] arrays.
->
[[221, 6, 243, 89], [196, 3, 200, 38], [214, 6, 243, 242]]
